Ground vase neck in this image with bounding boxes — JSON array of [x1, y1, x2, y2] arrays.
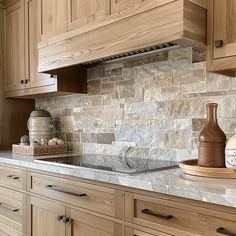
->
[[207, 103, 218, 124]]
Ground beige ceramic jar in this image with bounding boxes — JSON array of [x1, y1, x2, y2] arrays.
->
[[225, 129, 236, 168]]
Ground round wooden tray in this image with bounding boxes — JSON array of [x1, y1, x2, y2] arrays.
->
[[179, 159, 236, 178]]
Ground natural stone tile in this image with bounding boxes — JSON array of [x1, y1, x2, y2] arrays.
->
[[115, 124, 136, 142], [101, 82, 115, 95], [183, 91, 227, 98], [192, 118, 206, 131], [164, 130, 192, 149], [136, 125, 155, 147], [220, 96, 236, 118], [73, 132, 80, 142], [105, 67, 122, 77], [206, 73, 232, 91], [87, 79, 101, 95], [173, 68, 206, 85], [81, 133, 114, 144], [182, 82, 206, 94], [169, 98, 205, 118], [66, 133, 73, 142], [115, 79, 135, 99], [168, 47, 192, 67], [125, 101, 166, 113], [87, 65, 105, 81]]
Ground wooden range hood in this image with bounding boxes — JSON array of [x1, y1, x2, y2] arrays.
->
[[38, 0, 207, 73]]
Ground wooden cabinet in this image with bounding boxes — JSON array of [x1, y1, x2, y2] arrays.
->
[[125, 227, 172, 236], [207, 0, 236, 76], [199, 214, 236, 236], [25, 0, 55, 89], [28, 196, 123, 236], [4, 0, 25, 92], [213, 0, 236, 59], [68, 0, 111, 31], [28, 196, 66, 236], [37, 0, 67, 42], [3, 0, 87, 98], [66, 208, 123, 236]]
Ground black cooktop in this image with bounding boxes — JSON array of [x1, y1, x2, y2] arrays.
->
[[36, 154, 178, 174]]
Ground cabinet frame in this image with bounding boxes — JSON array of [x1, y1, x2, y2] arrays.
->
[[207, 0, 236, 76]]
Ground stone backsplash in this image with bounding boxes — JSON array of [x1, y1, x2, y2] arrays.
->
[[36, 47, 236, 161]]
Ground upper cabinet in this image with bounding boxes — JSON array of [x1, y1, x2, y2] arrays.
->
[[3, 0, 87, 98], [38, 0, 207, 72], [37, 0, 67, 42], [207, 0, 236, 76], [4, 0, 25, 92]]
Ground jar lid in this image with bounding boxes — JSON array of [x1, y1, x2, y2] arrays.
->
[[30, 110, 51, 118]]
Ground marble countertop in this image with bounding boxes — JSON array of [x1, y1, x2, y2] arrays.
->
[[0, 151, 236, 209]]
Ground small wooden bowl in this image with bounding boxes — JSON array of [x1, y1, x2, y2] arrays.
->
[[179, 159, 236, 179]]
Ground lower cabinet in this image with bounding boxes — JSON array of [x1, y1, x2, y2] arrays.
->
[[125, 227, 172, 236], [28, 196, 123, 236]]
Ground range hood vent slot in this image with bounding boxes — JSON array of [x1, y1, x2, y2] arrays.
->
[[81, 42, 179, 65]]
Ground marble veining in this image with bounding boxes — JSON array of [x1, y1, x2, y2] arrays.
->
[[0, 152, 236, 209]]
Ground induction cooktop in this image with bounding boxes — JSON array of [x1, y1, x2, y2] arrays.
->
[[35, 154, 178, 174]]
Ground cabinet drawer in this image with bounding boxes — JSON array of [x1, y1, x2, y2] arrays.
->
[[0, 221, 23, 236], [0, 186, 24, 232], [0, 166, 25, 190], [125, 192, 199, 235], [199, 214, 236, 236], [29, 173, 123, 218]]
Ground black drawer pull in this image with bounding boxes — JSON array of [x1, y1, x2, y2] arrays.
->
[[46, 185, 87, 197], [7, 175, 20, 180], [216, 227, 236, 236], [141, 209, 173, 220], [0, 203, 19, 213]]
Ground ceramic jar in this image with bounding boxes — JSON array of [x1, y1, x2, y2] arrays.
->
[[225, 130, 236, 168], [27, 110, 53, 144], [198, 103, 226, 167]]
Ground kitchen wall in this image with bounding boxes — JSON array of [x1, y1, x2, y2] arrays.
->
[[36, 47, 236, 161]]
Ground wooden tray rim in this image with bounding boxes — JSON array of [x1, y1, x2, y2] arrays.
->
[[179, 159, 236, 178]]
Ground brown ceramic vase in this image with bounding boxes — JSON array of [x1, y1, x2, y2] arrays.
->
[[198, 103, 226, 167]]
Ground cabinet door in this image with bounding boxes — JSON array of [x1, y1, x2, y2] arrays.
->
[[125, 227, 172, 236], [68, 0, 111, 31], [66, 208, 123, 236], [4, 0, 25, 92], [37, 0, 67, 42], [213, 0, 236, 59], [25, 0, 55, 88], [27, 196, 66, 236]]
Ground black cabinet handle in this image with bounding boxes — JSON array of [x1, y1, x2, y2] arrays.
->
[[0, 203, 19, 213], [56, 215, 63, 222], [46, 185, 87, 197], [25, 79, 28, 84], [216, 227, 236, 236], [215, 40, 224, 48], [141, 209, 173, 220], [20, 80, 24, 84], [61, 216, 70, 224], [7, 175, 20, 180]]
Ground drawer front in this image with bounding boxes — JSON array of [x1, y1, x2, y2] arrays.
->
[[0, 166, 25, 190], [0, 221, 23, 236], [0, 186, 24, 232], [199, 214, 236, 236], [125, 192, 199, 235], [29, 173, 123, 218]]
